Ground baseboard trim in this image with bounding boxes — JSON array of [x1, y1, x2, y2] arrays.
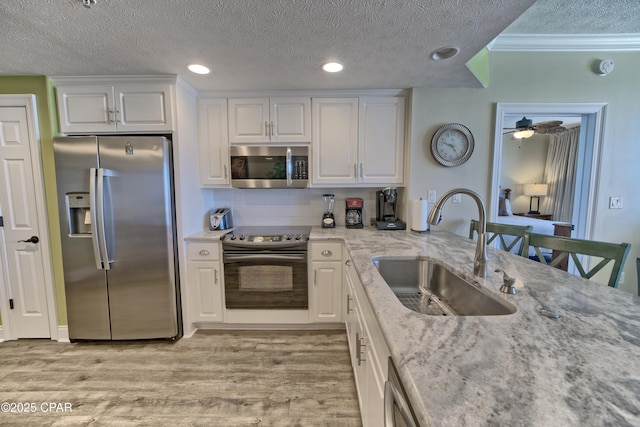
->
[[56, 326, 70, 343]]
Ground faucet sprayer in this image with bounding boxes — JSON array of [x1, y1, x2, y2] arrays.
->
[[427, 188, 488, 278]]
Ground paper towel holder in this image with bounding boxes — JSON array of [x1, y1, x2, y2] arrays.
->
[[410, 197, 430, 233]]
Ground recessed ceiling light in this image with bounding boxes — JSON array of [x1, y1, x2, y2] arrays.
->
[[322, 62, 344, 73], [430, 47, 460, 61], [187, 64, 210, 75]]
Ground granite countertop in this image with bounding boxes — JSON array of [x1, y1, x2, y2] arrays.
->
[[310, 226, 640, 426], [184, 229, 233, 242]]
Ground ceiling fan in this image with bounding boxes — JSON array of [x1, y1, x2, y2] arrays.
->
[[503, 117, 566, 139]]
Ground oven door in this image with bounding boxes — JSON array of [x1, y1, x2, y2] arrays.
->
[[223, 251, 308, 309], [385, 358, 419, 427]]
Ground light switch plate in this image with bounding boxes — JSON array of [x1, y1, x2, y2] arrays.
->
[[452, 194, 462, 204], [609, 196, 623, 209], [428, 190, 437, 203]]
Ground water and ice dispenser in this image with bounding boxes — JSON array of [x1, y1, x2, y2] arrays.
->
[[65, 192, 91, 235]]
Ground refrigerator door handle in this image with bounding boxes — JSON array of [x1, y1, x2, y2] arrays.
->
[[89, 168, 103, 270], [96, 168, 111, 271]]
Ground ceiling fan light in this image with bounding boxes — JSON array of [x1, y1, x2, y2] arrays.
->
[[513, 129, 535, 139]]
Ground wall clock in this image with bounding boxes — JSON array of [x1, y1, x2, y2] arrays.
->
[[430, 123, 474, 167]]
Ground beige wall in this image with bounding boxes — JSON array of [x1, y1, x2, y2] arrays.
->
[[409, 50, 640, 294], [0, 76, 67, 325], [501, 133, 550, 214]]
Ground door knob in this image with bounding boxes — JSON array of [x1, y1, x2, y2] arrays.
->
[[18, 236, 39, 244]]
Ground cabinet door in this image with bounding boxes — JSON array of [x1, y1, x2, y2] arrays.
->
[[270, 97, 311, 143], [187, 260, 224, 323], [311, 98, 359, 185], [359, 97, 405, 185], [228, 98, 270, 143], [116, 83, 174, 132], [56, 85, 115, 133], [310, 261, 343, 322], [198, 98, 230, 186]]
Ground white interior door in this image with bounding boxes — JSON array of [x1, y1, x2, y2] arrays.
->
[[0, 99, 52, 339]]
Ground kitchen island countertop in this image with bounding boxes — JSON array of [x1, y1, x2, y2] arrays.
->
[[310, 226, 640, 426]]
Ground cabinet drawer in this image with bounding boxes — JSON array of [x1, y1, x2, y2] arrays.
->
[[187, 242, 220, 261], [311, 242, 342, 261]]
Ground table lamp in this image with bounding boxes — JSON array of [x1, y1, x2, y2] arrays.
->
[[524, 183, 548, 214]]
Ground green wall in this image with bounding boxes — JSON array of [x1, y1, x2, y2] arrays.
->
[[409, 51, 640, 294], [0, 76, 67, 326]]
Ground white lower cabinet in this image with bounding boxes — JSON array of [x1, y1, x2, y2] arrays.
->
[[345, 254, 390, 427], [309, 242, 343, 323], [186, 242, 224, 323]]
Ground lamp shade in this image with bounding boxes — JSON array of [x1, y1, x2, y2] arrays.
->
[[523, 183, 548, 197]]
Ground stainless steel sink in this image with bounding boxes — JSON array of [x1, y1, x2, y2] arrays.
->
[[372, 257, 516, 316]]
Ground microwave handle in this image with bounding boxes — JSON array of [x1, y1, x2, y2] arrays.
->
[[286, 147, 292, 186]]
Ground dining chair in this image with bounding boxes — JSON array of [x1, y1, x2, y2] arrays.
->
[[527, 233, 631, 288], [469, 220, 532, 257]]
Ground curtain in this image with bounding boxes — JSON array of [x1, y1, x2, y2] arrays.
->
[[541, 126, 580, 222]]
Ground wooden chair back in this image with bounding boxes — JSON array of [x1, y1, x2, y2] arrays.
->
[[527, 233, 631, 288], [636, 257, 640, 296], [469, 220, 532, 257]]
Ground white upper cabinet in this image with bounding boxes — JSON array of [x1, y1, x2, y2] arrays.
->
[[228, 97, 310, 144], [358, 96, 405, 185], [198, 98, 230, 187], [312, 98, 359, 185], [312, 96, 406, 187], [54, 78, 174, 134]]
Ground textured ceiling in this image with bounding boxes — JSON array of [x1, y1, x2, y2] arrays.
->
[[0, 0, 635, 92], [503, 0, 640, 34]]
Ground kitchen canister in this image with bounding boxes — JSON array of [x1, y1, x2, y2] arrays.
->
[[410, 198, 429, 232]]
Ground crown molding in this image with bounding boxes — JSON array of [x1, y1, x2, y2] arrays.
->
[[488, 33, 640, 52]]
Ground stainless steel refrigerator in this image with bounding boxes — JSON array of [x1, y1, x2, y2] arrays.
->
[[53, 136, 181, 341]]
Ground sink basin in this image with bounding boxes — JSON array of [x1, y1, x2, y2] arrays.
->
[[372, 257, 516, 316]]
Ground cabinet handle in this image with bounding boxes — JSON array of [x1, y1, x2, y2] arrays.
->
[[115, 109, 121, 124], [271, 121, 276, 137], [356, 332, 366, 366], [345, 259, 352, 266], [199, 249, 210, 256], [359, 163, 364, 178], [224, 164, 228, 179], [346, 295, 353, 314], [214, 269, 218, 284], [107, 109, 114, 124], [314, 269, 318, 286], [265, 121, 269, 138], [353, 163, 357, 178], [321, 249, 332, 257]]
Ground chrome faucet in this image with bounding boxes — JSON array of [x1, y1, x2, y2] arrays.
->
[[427, 188, 488, 278]]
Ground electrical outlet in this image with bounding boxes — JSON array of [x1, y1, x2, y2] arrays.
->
[[609, 196, 623, 209], [452, 194, 462, 204], [428, 190, 437, 203]]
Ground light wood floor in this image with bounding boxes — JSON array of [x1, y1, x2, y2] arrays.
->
[[0, 330, 362, 426]]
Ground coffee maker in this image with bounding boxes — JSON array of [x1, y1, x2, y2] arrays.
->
[[345, 198, 364, 229], [376, 187, 406, 230]]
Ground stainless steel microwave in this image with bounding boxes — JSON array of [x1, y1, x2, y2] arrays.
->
[[230, 145, 309, 189]]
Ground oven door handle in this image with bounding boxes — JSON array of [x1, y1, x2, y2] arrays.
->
[[224, 253, 306, 263]]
